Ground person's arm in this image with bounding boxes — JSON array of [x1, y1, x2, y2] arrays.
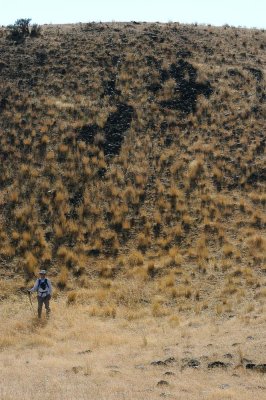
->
[[47, 279, 52, 296], [29, 279, 39, 293]]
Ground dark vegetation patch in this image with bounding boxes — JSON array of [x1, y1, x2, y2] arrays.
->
[[245, 67, 263, 82], [77, 124, 99, 144], [7, 18, 41, 43], [145, 55, 161, 68], [176, 49, 192, 58], [0, 96, 8, 113], [147, 82, 162, 94], [0, 61, 7, 72], [227, 68, 243, 78], [146, 57, 213, 114], [111, 55, 121, 66], [103, 74, 121, 97], [69, 189, 84, 207], [103, 103, 134, 157], [77, 104, 134, 157], [146, 32, 165, 43], [36, 51, 48, 66], [158, 59, 213, 113], [246, 167, 266, 184]]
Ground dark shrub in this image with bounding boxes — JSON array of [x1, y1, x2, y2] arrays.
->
[[7, 18, 41, 42], [30, 23, 42, 37]]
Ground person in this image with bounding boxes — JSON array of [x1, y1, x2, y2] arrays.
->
[[28, 269, 52, 319]]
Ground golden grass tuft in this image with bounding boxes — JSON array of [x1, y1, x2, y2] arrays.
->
[[24, 251, 38, 276], [57, 266, 69, 289], [128, 251, 144, 267], [67, 290, 77, 305], [88, 304, 117, 318]]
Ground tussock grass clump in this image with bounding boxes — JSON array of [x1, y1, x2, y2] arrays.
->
[[88, 304, 117, 318], [57, 266, 69, 289], [152, 300, 169, 317], [24, 251, 38, 278], [247, 234, 265, 252], [66, 290, 77, 305], [128, 251, 144, 267], [99, 265, 116, 278]]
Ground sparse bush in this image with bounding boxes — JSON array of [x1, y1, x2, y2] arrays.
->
[[7, 19, 41, 42], [30, 23, 42, 37]]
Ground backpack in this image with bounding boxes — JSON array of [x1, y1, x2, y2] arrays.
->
[[38, 278, 48, 291]]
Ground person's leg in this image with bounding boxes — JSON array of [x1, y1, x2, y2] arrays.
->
[[37, 296, 44, 318], [44, 295, 51, 318]]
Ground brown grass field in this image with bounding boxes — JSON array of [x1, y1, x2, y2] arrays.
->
[[1, 293, 266, 400], [0, 20, 265, 399]]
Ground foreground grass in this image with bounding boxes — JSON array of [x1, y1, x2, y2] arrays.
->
[[0, 295, 266, 400]]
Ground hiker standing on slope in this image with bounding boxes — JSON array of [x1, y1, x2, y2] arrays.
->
[[28, 270, 52, 319]]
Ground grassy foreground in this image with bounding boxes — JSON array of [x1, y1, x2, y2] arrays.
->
[[1, 293, 266, 400]]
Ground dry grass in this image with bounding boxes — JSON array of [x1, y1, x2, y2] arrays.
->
[[0, 295, 266, 400], [0, 20, 265, 399], [0, 22, 264, 279]]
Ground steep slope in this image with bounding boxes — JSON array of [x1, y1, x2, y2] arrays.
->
[[0, 22, 265, 312]]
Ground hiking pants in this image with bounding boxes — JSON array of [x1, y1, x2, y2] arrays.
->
[[37, 295, 51, 318]]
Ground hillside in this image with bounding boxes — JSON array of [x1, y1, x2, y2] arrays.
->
[[0, 22, 265, 315], [0, 20, 266, 400]]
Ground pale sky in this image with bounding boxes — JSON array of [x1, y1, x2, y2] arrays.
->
[[1, 0, 265, 28]]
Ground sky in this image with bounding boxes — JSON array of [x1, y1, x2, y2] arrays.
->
[[1, 0, 265, 29]]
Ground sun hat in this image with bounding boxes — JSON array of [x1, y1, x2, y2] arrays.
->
[[39, 269, 47, 275]]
